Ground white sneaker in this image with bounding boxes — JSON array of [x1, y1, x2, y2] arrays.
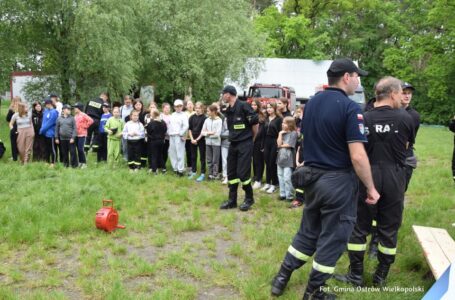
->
[[222, 177, 228, 185], [80, 163, 87, 169], [266, 185, 276, 194], [252, 181, 262, 190], [260, 184, 271, 191]]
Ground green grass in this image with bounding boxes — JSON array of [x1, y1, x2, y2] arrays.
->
[[0, 100, 454, 299]]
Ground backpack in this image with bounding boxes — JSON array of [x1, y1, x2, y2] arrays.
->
[[0, 140, 6, 159]]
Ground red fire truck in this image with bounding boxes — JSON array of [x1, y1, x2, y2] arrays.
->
[[244, 83, 296, 112]]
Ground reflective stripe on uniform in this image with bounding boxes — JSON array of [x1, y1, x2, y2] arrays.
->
[[133, 162, 141, 166], [313, 261, 335, 274], [295, 188, 304, 193], [229, 178, 240, 185], [242, 178, 251, 185], [378, 244, 396, 255], [287, 245, 310, 261], [347, 243, 367, 251], [233, 124, 246, 130], [372, 220, 377, 227]]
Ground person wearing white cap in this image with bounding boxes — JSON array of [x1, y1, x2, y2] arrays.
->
[[168, 99, 189, 175]]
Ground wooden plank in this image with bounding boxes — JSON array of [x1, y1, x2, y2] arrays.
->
[[432, 228, 455, 263], [413, 225, 452, 280]]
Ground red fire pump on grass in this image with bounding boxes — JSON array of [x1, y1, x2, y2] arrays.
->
[[95, 200, 125, 232]]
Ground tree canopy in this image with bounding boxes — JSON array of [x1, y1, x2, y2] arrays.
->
[[0, 0, 262, 102], [254, 0, 455, 124]]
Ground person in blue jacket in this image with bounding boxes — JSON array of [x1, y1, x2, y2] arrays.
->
[[39, 98, 59, 166]]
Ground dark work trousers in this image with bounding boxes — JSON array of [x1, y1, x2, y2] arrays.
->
[[252, 139, 264, 182], [140, 140, 148, 168], [227, 140, 254, 202], [162, 139, 170, 170], [44, 136, 56, 164], [97, 132, 108, 162], [10, 129, 18, 161], [190, 138, 206, 174], [128, 139, 143, 169], [404, 165, 414, 192], [285, 170, 359, 291], [148, 139, 164, 172], [185, 139, 192, 169], [33, 134, 46, 161], [60, 140, 78, 168], [263, 136, 279, 185], [76, 136, 87, 164], [85, 118, 100, 152], [348, 165, 406, 266]]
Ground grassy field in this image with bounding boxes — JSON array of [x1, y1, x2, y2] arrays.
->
[[0, 100, 453, 300]]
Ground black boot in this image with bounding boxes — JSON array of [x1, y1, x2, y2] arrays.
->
[[302, 286, 336, 300], [220, 200, 237, 209], [271, 251, 306, 296], [239, 183, 254, 211], [271, 264, 292, 296], [333, 265, 363, 287], [239, 198, 254, 211], [372, 264, 390, 287], [333, 251, 364, 286], [220, 183, 238, 209]]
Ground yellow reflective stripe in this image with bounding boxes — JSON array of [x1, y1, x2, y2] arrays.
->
[[295, 188, 304, 193], [347, 243, 367, 251], [313, 261, 335, 274], [233, 124, 246, 129], [372, 220, 377, 227], [242, 179, 251, 185], [287, 245, 310, 261], [229, 178, 240, 185], [378, 244, 396, 255], [133, 162, 141, 165]]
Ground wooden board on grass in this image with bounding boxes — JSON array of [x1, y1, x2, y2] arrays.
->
[[413, 225, 455, 280]]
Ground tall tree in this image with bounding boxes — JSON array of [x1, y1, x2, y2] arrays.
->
[[1, 0, 262, 103]]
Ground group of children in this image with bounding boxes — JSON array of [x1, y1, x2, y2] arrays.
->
[[7, 94, 305, 207]]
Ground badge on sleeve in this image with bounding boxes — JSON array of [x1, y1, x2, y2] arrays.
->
[[359, 123, 365, 135]]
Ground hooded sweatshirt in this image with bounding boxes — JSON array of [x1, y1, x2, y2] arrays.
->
[[202, 116, 222, 146], [39, 108, 59, 138]]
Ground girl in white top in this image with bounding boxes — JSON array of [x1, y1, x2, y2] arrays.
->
[[202, 105, 222, 180], [122, 110, 145, 171]]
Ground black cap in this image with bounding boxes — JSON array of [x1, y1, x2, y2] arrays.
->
[[401, 82, 415, 91], [44, 97, 53, 105], [49, 93, 58, 98], [221, 85, 237, 96], [327, 58, 368, 77], [62, 104, 71, 110], [72, 102, 84, 110]]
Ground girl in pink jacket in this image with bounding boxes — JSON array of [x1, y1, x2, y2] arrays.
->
[[73, 103, 93, 168]]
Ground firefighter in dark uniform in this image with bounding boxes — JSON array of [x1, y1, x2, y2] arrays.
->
[[84, 92, 109, 152], [271, 59, 380, 299], [401, 82, 420, 191], [334, 77, 415, 287], [219, 85, 259, 211]]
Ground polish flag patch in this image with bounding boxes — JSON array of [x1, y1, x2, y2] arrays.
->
[[357, 114, 364, 121]]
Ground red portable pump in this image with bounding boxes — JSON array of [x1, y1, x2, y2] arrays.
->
[[95, 200, 125, 232]]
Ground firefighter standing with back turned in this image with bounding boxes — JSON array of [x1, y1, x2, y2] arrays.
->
[[271, 58, 380, 299], [219, 85, 258, 212], [334, 77, 415, 288]]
